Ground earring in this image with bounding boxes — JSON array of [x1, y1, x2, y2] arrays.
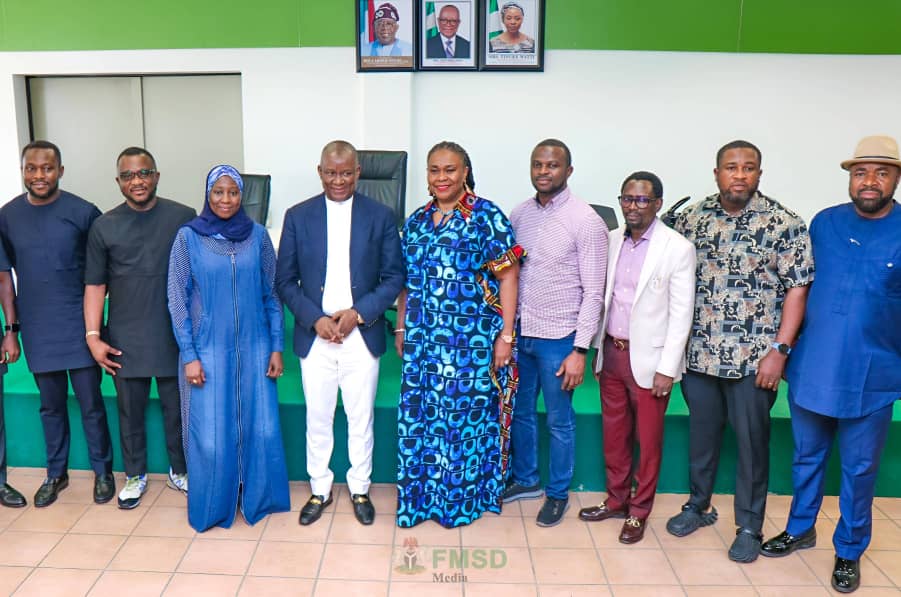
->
[[427, 184, 436, 199], [464, 181, 473, 196]]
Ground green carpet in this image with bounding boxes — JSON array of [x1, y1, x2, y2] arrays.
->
[[5, 309, 901, 496]]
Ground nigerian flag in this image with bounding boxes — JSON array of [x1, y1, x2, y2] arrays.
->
[[488, 0, 503, 39], [425, 2, 438, 37]]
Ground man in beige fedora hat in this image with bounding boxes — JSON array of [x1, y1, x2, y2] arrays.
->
[[760, 135, 901, 593]]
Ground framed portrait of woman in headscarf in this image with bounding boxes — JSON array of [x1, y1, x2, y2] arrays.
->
[[479, 0, 545, 71], [357, 0, 416, 72]]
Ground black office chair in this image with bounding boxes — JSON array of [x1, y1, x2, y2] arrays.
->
[[240, 173, 271, 226], [355, 150, 407, 228], [661, 196, 691, 228], [590, 204, 619, 231]]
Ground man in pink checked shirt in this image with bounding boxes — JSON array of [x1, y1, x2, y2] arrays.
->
[[504, 138, 607, 527], [577, 171, 695, 544]]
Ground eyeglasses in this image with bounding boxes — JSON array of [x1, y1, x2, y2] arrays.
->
[[118, 168, 156, 181], [618, 195, 656, 208], [438, 18, 460, 24]]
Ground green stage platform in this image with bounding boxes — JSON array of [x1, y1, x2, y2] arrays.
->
[[5, 310, 901, 496]]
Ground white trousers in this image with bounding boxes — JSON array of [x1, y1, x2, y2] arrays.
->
[[300, 330, 379, 497]]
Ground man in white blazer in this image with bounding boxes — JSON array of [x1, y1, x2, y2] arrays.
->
[[578, 171, 695, 544]]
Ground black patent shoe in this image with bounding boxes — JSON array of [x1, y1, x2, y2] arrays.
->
[[831, 556, 860, 593], [93, 473, 115, 504], [0, 483, 26, 508], [34, 474, 69, 508], [299, 494, 332, 526], [760, 528, 816, 557], [351, 493, 375, 525]]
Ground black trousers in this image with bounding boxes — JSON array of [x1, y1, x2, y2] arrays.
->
[[681, 370, 777, 533], [114, 376, 186, 477], [33, 366, 113, 477]]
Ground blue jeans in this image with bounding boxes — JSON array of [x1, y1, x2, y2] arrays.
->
[[510, 334, 576, 500]]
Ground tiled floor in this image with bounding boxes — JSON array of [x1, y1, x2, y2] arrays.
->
[[1, 467, 900, 596]]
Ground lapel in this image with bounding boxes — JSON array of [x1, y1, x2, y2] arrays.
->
[[308, 195, 328, 276], [634, 219, 668, 300], [349, 195, 368, 284], [605, 231, 624, 306]]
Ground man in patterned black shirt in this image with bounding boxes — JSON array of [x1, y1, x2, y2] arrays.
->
[[665, 140, 814, 563]]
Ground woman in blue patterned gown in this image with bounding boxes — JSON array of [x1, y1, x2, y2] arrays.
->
[[394, 142, 524, 528], [167, 165, 290, 532]]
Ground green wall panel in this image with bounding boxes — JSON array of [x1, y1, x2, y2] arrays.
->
[[1, 0, 900, 54]]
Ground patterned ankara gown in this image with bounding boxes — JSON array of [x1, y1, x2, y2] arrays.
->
[[397, 193, 524, 528]]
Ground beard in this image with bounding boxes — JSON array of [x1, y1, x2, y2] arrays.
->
[[851, 190, 893, 215], [26, 181, 59, 200]]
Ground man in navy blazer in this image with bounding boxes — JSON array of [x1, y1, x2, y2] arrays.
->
[[276, 140, 403, 527], [425, 4, 471, 59]]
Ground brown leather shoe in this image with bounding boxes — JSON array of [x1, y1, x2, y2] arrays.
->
[[578, 501, 627, 522], [618, 516, 647, 544]]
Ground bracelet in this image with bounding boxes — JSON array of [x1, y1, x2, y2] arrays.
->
[[85, 330, 100, 338], [394, 328, 405, 334]]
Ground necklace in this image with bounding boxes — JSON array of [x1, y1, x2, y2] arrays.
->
[[436, 204, 455, 216]]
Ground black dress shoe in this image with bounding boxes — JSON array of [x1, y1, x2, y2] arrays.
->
[[34, 474, 69, 508], [299, 494, 332, 526], [760, 527, 816, 557], [832, 556, 860, 593], [351, 493, 375, 525], [93, 473, 115, 504], [0, 483, 26, 508]]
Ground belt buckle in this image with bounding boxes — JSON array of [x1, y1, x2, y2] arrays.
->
[[613, 338, 627, 351]]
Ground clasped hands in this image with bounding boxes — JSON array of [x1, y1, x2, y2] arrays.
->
[[314, 309, 360, 343]]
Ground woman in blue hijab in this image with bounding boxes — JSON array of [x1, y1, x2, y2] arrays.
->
[[167, 165, 289, 532]]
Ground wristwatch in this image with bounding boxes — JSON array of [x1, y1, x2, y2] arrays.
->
[[4, 323, 19, 333], [771, 342, 791, 355], [500, 334, 514, 344], [356, 310, 364, 325], [573, 346, 589, 355]]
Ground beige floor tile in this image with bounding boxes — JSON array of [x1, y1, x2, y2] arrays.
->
[[648, 493, 692, 518], [597, 548, 678, 585], [87, 570, 172, 597], [9, 503, 88, 533], [874, 497, 901, 520], [108, 536, 192, 572], [589, 517, 661, 549], [609, 586, 685, 597], [389, 580, 465, 596], [0, 531, 62, 566], [163, 572, 243, 596], [525, 517, 594, 549], [314, 578, 388, 596], [200, 513, 267, 541], [819, 495, 841, 520], [865, 549, 901, 585], [0, 565, 31, 595], [461, 515, 528, 547], [238, 575, 315, 596], [132, 506, 194, 538], [319, 543, 393, 581], [0, 506, 26, 532], [539, 585, 612, 596], [498, 501, 522, 518], [177, 538, 257, 575], [13, 567, 101, 597], [246, 540, 323, 577], [394, 520, 461, 547], [334, 484, 397, 515], [765, 495, 795, 519], [69, 504, 146, 535], [149, 483, 187, 508], [461, 546, 534, 584], [742, 551, 820, 585], [463, 582, 535, 596], [327, 512, 395, 544], [869, 519, 901, 550], [264, 510, 330, 542], [40, 533, 126, 569], [842, 589, 901, 596], [666, 548, 750, 585], [288, 480, 313, 511], [799, 549, 894, 588], [531, 548, 604, 585], [648, 517, 725, 550], [753, 587, 831, 597], [685, 587, 758, 596]]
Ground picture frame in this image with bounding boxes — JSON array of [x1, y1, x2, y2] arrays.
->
[[479, 0, 545, 71], [357, 0, 416, 72], [417, 0, 478, 71]]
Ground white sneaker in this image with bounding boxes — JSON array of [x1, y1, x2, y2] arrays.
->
[[167, 468, 188, 495], [117, 474, 147, 510]]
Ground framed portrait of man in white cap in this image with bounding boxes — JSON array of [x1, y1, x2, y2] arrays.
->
[[357, 0, 416, 71]]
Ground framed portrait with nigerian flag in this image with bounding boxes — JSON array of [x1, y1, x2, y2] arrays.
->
[[357, 0, 416, 72], [418, 0, 478, 71], [479, 0, 545, 71]]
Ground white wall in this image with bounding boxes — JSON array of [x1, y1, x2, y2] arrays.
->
[[0, 47, 899, 231]]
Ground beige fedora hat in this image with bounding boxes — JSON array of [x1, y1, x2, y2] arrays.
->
[[841, 135, 901, 170]]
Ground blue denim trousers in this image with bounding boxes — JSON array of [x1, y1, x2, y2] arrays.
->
[[510, 333, 577, 500]]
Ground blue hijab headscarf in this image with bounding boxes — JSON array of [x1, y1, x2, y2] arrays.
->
[[185, 164, 255, 242]]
